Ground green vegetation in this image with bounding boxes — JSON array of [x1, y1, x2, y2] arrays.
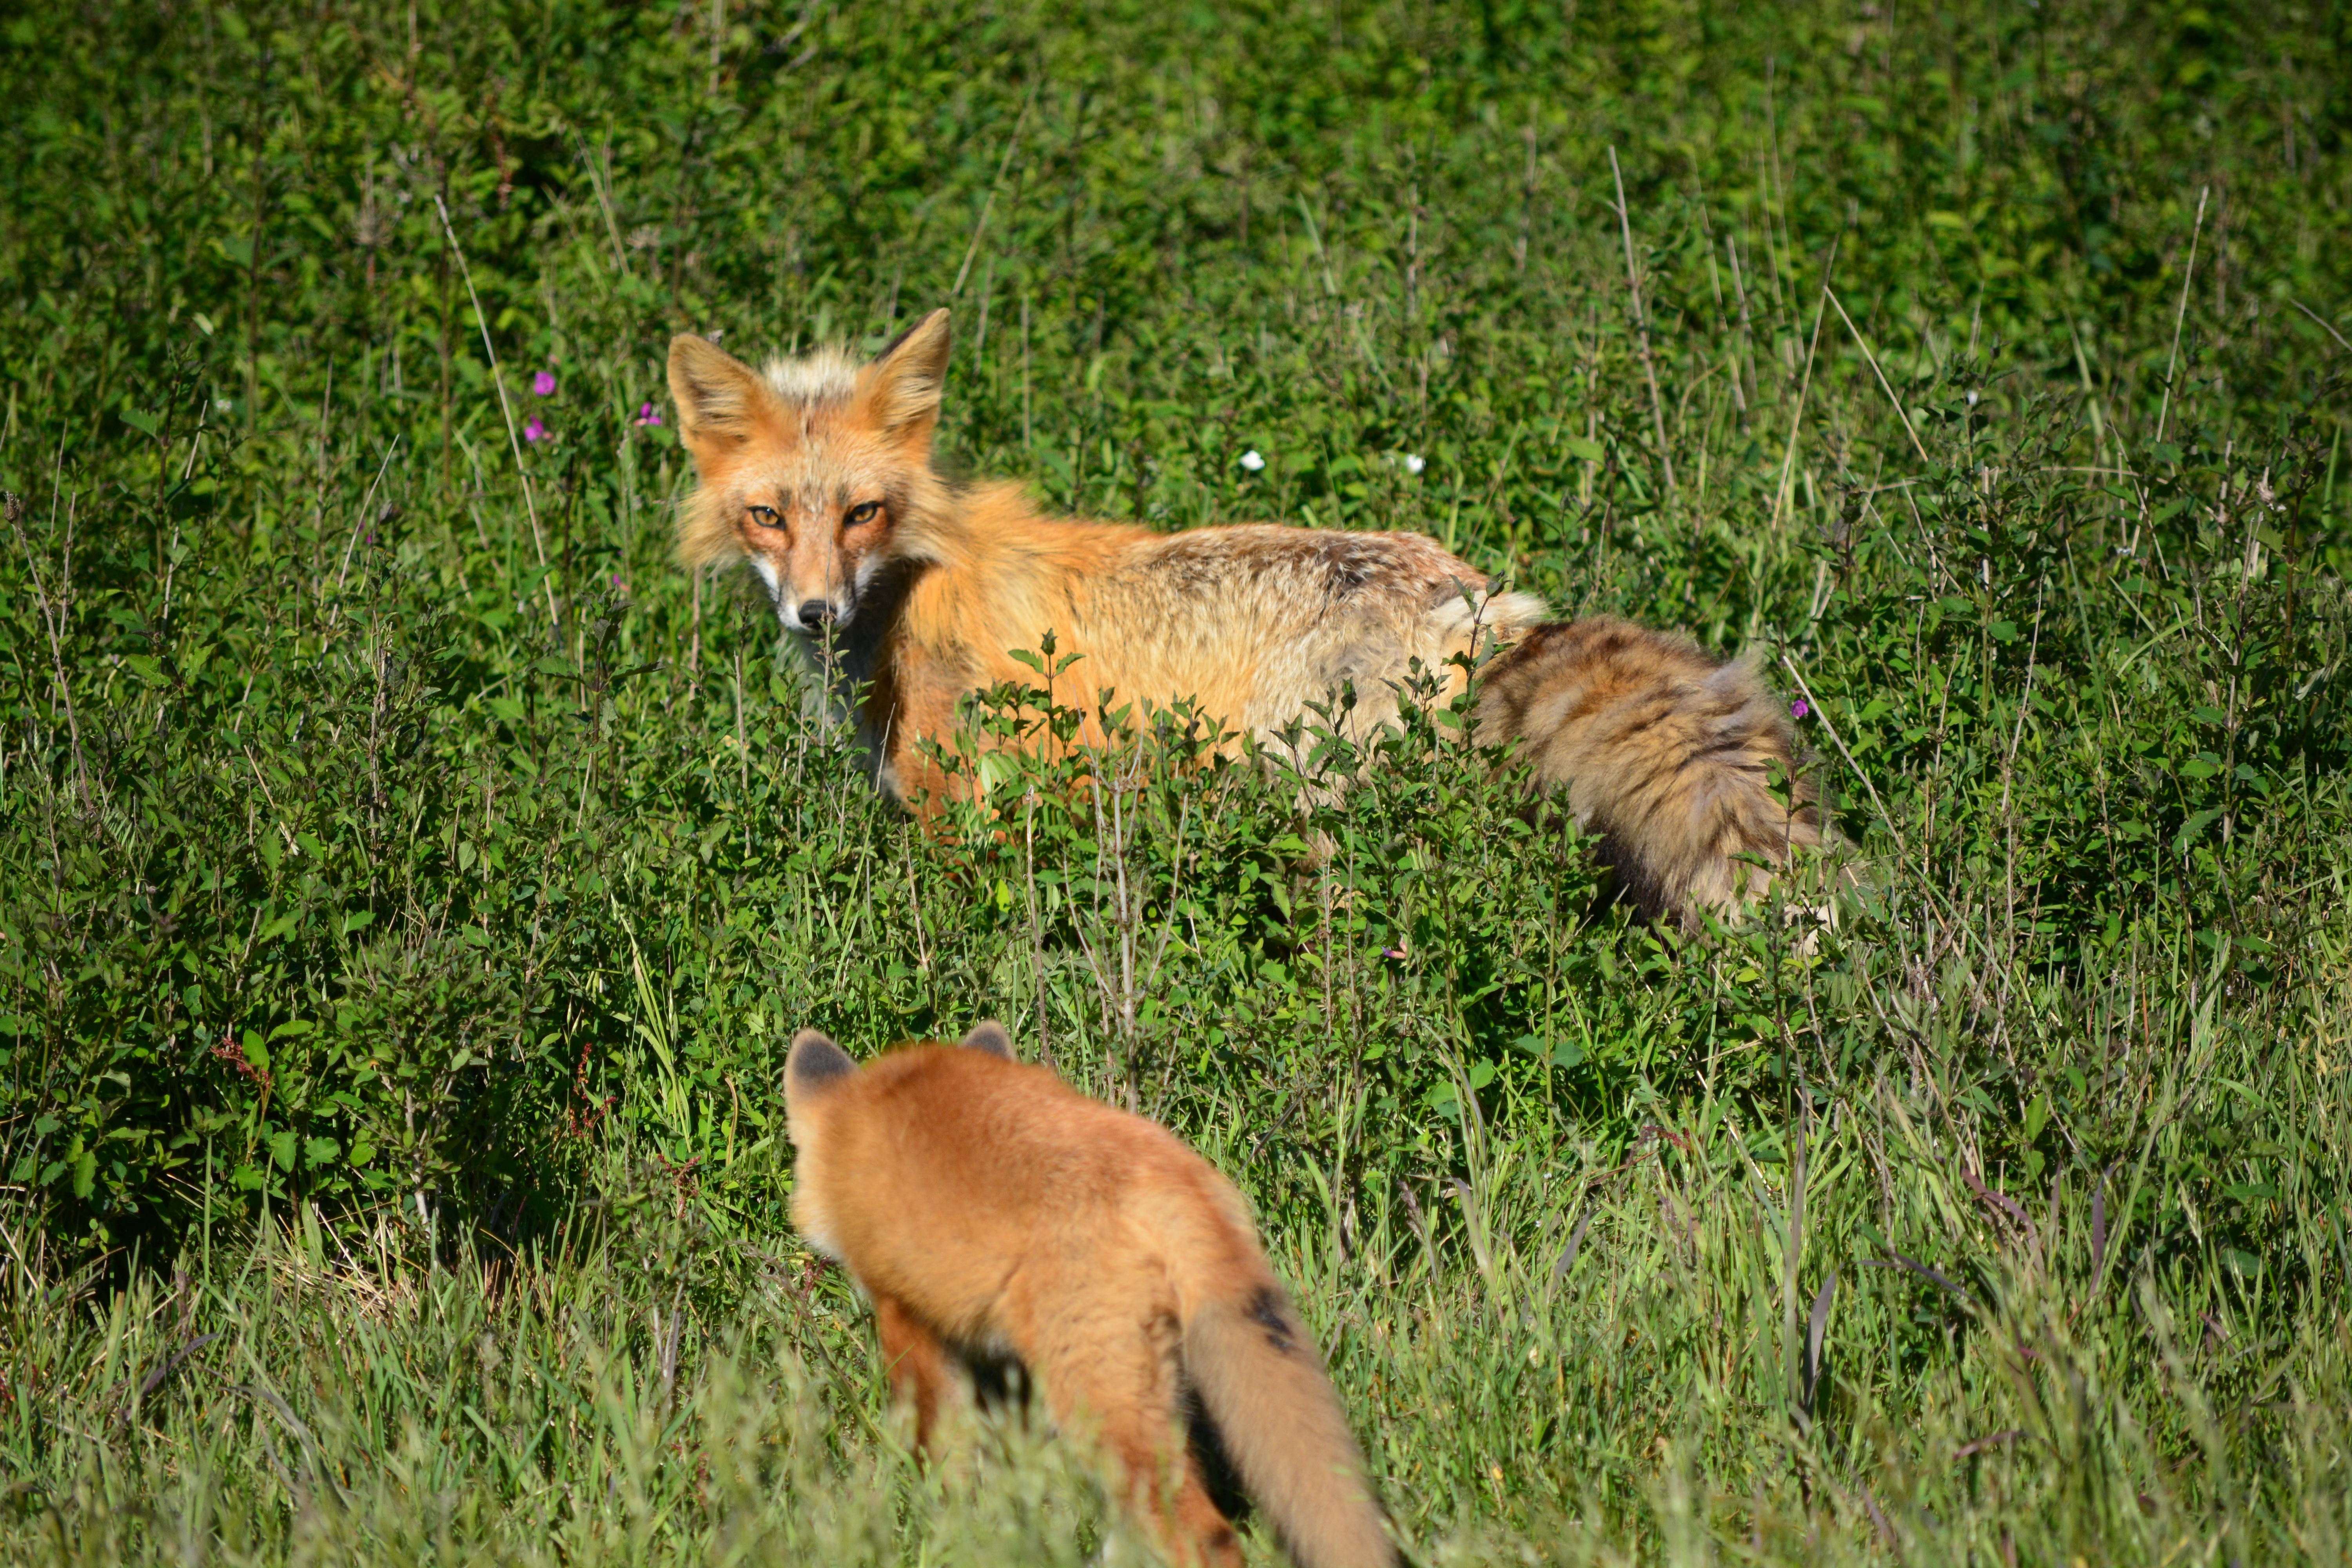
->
[[3, 0, 2349, 1560]]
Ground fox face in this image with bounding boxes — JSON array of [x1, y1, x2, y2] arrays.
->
[[668, 311, 954, 639]]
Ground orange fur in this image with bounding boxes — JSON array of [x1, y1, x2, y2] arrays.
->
[[670, 309, 1825, 919], [785, 1023, 1396, 1568]]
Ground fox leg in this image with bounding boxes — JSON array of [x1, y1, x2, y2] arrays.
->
[[1020, 1295, 1242, 1568], [872, 1292, 954, 1455]]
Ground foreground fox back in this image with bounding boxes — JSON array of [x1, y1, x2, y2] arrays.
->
[[671, 308, 1824, 922], [785, 1024, 1395, 1568]]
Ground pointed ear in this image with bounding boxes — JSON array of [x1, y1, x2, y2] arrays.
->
[[853, 308, 951, 443], [667, 334, 775, 468], [961, 1020, 1014, 1060], [786, 1029, 857, 1100]]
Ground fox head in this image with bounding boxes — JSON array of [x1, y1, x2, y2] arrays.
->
[[668, 309, 955, 639], [783, 1021, 1018, 1234]]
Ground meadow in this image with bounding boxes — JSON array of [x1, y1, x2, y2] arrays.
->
[[2, 0, 2350, 1561]]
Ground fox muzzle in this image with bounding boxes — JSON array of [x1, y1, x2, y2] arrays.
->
[[788, 593, 857, 634]]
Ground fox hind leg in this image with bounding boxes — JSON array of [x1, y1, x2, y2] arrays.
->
[[1020, 1294, 1243, 1567], [873, 1293, 956, 1455]]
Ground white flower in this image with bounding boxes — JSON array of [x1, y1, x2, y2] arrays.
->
[[1239, 450, 1265, 472], [1403, 452, 1426, 475]]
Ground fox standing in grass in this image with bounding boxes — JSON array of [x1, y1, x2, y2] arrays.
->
[[670, 309, 1821, 920], [784, 1021, 1396, 1568]]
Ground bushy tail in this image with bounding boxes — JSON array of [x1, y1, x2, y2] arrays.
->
[[1181, 1273, 1395, 1568], [1474, 615, 1824, 922]]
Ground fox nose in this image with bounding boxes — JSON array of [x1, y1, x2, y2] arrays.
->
[[796, 599, 835, 632]]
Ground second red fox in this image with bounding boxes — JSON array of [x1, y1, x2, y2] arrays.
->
[[785, 1022, 1398, 1568], [670, 308, 1824, 922]]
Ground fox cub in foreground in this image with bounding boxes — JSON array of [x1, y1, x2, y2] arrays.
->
[[672, 308, 1822, 921], [785, 1022, 1396, 1568]]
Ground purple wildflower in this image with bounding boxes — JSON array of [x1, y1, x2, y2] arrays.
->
[[532, 370, 557, 397], [633, 401, 664, 427], [1791, 699, 1810, 720], [523, 417, 549, 443]]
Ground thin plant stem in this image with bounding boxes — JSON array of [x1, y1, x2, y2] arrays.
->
[[434, 193, 559, 633]]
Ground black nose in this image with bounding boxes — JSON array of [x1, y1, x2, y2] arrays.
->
[[796, 599, 834, 631]]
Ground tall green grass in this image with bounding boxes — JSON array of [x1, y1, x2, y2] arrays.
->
[[2, 0, 2349, 1560]]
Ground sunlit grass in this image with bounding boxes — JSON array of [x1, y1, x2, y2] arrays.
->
[[2, 0, 2349, 1561]]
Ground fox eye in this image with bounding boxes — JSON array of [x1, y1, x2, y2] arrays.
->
[[844, 500, 882, 527], [747, 505, 783, 529]]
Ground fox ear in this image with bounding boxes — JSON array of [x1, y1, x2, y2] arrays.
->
[[786, 1029, 857, 1100], [854, 308, 951, 443], [667, 334, 774, 468], [961, 1020, 1014, 1060]]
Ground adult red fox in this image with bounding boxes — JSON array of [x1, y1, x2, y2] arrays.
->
[[670, 309, 1820, 919], [784, 1022, 1396, 1568]]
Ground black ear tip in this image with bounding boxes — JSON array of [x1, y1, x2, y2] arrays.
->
[[787, 1029, 857, 1093], [961, 1020, 1014, 1060]]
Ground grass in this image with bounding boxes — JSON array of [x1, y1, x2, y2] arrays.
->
[[3, 0, 2351, 1561]]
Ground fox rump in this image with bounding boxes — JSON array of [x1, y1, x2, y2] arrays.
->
[[670, 309, 1820, 919], [784, 1022, 1396, 1568]]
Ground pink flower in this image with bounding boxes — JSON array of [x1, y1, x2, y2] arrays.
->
[[633, 402, 663, 426], [532, 370, 557, 397], [523, 417, 548, 443], [1791, 699, 1809, 720]]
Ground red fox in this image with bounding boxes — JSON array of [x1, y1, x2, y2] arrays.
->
[[670, 309, 1820, 920], [784, 1022, 1396, 1568]]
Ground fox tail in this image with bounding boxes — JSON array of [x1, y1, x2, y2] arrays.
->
[[1474, 615, 1825, 922], [1181, 1267, 1396, 1568]]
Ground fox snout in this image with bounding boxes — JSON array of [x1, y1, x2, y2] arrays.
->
[[746, 553, 857, 637]]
